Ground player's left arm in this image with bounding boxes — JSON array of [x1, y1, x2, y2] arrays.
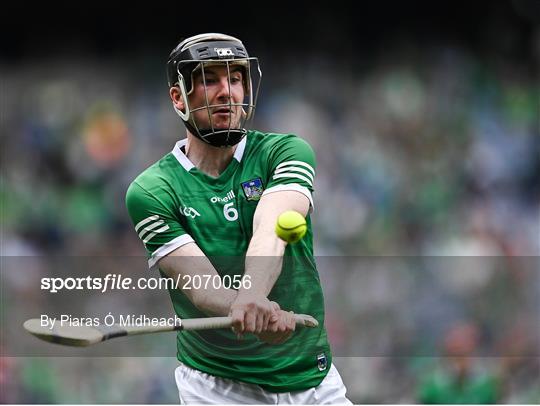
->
[[230, 134, 316, 338], [244, 190, 310, 294], [229, 190, 309, 338]]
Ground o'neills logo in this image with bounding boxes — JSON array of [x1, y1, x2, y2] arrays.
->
[[210, 190, 235, 204]]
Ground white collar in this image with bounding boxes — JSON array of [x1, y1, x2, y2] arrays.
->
[[171, 136, 247, 171]]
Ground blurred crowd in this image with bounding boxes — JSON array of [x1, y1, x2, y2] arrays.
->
[[1, 13, 539, 405]]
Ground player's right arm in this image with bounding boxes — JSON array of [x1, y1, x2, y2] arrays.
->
[[157, 243, 238, 316], [126, 180, 239, 316]]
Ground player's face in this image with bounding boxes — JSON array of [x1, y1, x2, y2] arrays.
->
[[189, 65, 246, 130]]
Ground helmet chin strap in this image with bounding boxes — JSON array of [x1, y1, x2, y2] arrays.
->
[[185, 120, 246, 148]]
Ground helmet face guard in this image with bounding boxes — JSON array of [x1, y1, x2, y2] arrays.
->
[[167, 34, 262, 147]]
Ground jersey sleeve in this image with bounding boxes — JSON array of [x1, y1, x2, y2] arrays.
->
[[263, 135, 316, 210], [125, 181, 194, 269]]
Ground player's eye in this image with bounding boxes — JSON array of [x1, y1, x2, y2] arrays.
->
[[228, 72, 243, 85]]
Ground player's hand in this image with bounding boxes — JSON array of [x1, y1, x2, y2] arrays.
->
[[256, 310, 296, 345], [229, 295, 279, 337]]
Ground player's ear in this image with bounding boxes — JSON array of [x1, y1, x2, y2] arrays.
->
[[169, 86, 185, 112]]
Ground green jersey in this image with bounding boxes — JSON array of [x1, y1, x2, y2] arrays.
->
[[126, 130, 331, 392]]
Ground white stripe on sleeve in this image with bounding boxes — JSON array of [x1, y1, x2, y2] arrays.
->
[[143, 224, 170, 244], [274, 166, 314, 182], [272, 173, 313, 187], [275, 160, 315, 175], [135, 215, 160, 233], [138, 220, 165, 239]]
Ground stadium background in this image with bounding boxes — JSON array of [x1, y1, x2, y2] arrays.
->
[[1, 0, 539, 403]]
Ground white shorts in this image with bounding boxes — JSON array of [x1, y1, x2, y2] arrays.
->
[[174, 362, 352, 404]]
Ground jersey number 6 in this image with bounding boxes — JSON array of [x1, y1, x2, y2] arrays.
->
[[223, 202, 238, 221]]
